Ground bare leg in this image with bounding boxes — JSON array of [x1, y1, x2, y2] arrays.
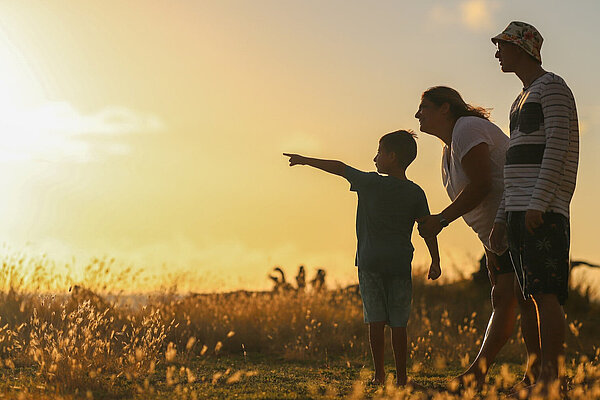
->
[[390, 327, 407, 386], [515, 284, 541, 386], [369, 321, 386, 384], [512, 294, 565, 397], [458, 273, 517, 385], [518, 300, 542, 385], [533, 293, 565, 384], [456, 252, 518, 386]]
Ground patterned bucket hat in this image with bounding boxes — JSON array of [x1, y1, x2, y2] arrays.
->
[[491, 21, 543, 63]]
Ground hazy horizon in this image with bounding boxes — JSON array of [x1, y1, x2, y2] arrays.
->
[[0, 0, 598, 293]]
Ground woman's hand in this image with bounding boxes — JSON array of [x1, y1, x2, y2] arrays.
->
[[489, 221, 508, 254], [417, 215, 443, 238]]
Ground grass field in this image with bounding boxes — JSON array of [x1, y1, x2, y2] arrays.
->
[[0, 257, 598, 399]]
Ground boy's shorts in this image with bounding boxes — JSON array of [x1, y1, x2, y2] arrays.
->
[[358, 268, 411, 327], [507, 211, 570, 305]]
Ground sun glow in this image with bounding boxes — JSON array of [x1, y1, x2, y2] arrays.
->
[[0, 33, 53, 162], [0, 34, 164, 163]]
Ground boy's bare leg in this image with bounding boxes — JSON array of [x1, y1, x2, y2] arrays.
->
[[391, 327, 407, 386], [456, 273, 518, 385], [369, 321, 386, 384], [516, 293, 542, 387]]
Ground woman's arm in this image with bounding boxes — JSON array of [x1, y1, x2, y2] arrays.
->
[[418, 143, 492, 238], [440, 142, 492, 221]]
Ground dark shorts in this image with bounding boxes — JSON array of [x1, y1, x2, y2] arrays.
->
[[507, 211, 570, 305], [485, 248, 514, 275]]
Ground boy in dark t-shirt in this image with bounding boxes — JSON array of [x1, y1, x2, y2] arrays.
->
[[284, 130, 441, 386]]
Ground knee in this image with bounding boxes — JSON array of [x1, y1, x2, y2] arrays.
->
[[369, 321, 386, 332], [515, 293, 536, 314], [515, 292, 528, 308], [514, 286, 530, 308]]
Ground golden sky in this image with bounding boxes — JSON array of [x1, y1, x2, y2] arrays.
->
[[0, 0, 598, 291]]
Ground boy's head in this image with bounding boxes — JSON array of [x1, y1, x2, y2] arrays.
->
[[374, 130, 417, 173]]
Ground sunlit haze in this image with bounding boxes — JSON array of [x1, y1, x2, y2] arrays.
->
[[0, 0, 598, 292]]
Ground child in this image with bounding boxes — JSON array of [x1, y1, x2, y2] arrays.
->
[[284, 130, 441, 386]]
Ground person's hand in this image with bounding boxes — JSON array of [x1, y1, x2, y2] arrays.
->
[[283, 153, 306, 166], [525, 209, 544, 234], [489, 222, 508, 254], [417, 215, 442, 238], [428, 261, 441, 280]]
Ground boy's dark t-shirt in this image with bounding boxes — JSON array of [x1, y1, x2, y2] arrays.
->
[[345, 166, 430, 278]]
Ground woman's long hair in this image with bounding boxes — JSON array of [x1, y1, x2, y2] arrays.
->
[[422, 86, 490, 121]]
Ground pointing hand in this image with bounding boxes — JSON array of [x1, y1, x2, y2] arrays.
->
[[283, 153, 306, 166]]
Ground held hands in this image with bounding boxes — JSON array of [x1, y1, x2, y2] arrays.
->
[[283, 153, 307, 166], [417, 215, 443, 238], [428, 261, 441, 280], [489, 222, 508, 254]]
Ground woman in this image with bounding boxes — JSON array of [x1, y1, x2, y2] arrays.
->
[[414, 86, 525, 385]]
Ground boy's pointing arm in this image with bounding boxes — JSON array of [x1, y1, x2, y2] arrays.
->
[[283, 153, 347, 177]]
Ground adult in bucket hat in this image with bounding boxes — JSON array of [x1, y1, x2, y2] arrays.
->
[[490, 21, 579, 394]]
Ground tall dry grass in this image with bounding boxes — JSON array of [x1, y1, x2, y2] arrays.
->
[[0, 254, 597, 398]]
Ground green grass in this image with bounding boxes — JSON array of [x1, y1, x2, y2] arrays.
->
[[0, 353, 533, 400]]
